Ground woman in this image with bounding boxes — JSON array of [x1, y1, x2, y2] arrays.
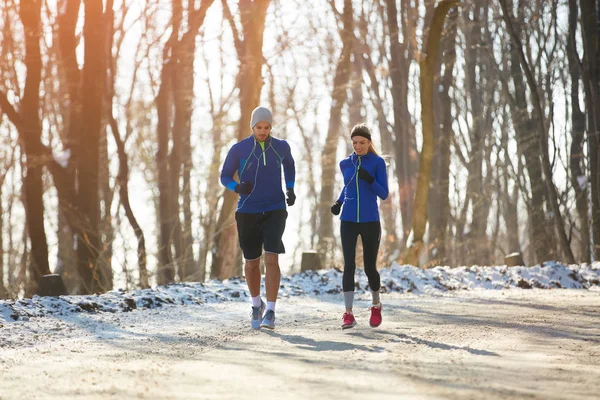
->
[[331, 124, 388, 329]]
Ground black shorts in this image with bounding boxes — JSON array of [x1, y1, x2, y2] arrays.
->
[[235, 209, 287, 260]]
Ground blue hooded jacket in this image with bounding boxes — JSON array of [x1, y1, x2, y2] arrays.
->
[[336, 152, 388, 223], [221, 135, 295, 213]]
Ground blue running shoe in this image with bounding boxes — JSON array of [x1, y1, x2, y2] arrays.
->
[[260, 309, 276, 330], [251, 300, 266, 329]]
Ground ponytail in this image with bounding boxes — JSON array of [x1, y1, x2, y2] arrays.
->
[[368, 142, 379, 156]]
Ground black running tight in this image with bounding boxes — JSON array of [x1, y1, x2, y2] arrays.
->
[[340, 221, 381, 292]]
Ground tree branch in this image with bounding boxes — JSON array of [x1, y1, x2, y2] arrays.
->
[[221, 0, 243, 57], [0, 90, 23, 131]]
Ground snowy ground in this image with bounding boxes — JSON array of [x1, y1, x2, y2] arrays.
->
[[1, 262, 599, 399]]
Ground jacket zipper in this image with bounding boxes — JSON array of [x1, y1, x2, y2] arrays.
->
[[356, 156, 361, 222], [259, 141, 266, 165]]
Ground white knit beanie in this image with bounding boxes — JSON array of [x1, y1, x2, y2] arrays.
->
[[250, 106, 272, 129]]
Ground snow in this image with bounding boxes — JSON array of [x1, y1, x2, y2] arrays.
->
[[52, 148, 71, 168], [1, 261, 598, 325], [1, 262, 599, 399]]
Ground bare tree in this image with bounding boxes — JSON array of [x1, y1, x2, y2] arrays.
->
[[155, 0, 215, 284], [355, 3, 399, 260], [197, 21, 237, 281], [0, 175, 4, 298], [500, 0, 575, 263], [105, 0, 150, 289], [401, 0, 458, 266], [172, 0, 216, 281], [428, 5, 458, 266], [53, 0, 81, 293], [458, 2, 494, 265], [567, 0, 589, 261], [317, 0, 353, 265], [499, 106, 522, 256], [18, 0, 51, 296], [72, 0, 110, 293], [155, 4, 178, 284], [0, 143, 14, 298], [577, 0, 600, 261], [385, 0, 419, 243], [0, 1, 61, 296], [495, 1, 556, 264]]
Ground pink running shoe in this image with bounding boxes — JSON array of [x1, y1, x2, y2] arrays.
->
[[369, 304, 382, 327], [342, 312, 357, 329]]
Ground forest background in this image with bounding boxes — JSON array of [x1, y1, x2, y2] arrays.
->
[[0, 0, 598, 297]]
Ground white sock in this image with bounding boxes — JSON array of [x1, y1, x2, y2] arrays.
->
[[344, 291, 354, 310], [370, 288, 380, 305], [266, 301, 276, 312], [251, 296, 262, 308]]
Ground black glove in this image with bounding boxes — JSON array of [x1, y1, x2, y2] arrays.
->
[[235, 181, 253, 195], [358, 167, 375, 184], [286, 188, 296, 206], [331, 201, 342, 215]]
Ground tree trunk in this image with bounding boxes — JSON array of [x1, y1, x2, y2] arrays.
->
[[500, 106, 521, 254], [156, 57, 175, 285], [155, 0, 184, 285], [76, 0, 107, 294], [181, 117, 196, 281], [57, 0, 82, 151], [401, 0, 458, 266], [104, 1, 150, 289], [167, 65, 184, 280], [99, 129, 114, 291], [196, 34, 230, 280], [503, 1, 554, 265], [18, 224, 29, 296], [7, 184, 18, 297], [97, 0, 119, 292], [348, 48, 363, 128], [172, 18, 205, 280], [463, 3, 491, 265], [108, 116, 149, 288], [19, 0, 51, 296], [428, 6, 457, 267], [317, 0, 353, 265], [54, 0, 109, 293], [567, 0, 590, 261], [579, 0, 600, 261], [55, 0, 81, 293], [198, 110, 227, 282], [0, 177, 6, 299], [386, 0, 417, 242]]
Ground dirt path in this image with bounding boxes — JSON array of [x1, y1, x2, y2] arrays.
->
[[1, 290, 599, 399]]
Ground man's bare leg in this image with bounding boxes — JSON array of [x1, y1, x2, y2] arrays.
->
[[244, 257, 262, 297], [264, 252, 281, 302]]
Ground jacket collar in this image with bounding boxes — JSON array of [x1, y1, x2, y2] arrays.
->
[[351, 151, 373, 160], [251, 135, 272, 145]]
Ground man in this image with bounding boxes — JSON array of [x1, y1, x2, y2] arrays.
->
[[220, 106, 296, 330]]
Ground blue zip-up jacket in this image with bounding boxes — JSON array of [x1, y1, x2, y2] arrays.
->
[[221, 135, 295, 213], [336, 152, 388, 223]]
